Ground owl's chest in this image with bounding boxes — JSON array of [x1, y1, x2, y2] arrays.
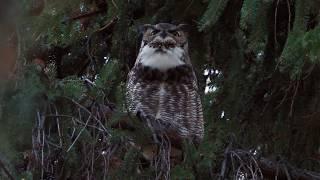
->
[[132, 63, 194, 84], [137, 81, 183, 99], [133, 75, 193, 108]]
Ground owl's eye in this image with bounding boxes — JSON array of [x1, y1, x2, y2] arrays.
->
[[170, 31, 181, 37], [150, 29, 160, 35]]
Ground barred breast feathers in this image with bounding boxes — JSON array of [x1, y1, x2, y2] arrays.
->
[[126, 64, 203, 141]]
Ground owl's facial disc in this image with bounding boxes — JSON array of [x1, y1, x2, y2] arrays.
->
[[137, 23, 189, 70], [138, 42, 185, 70]]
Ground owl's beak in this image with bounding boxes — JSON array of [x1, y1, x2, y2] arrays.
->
[[160, 31, 167, 38], [149, 41, 176, 50]]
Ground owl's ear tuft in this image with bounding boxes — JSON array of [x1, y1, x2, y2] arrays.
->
[[138, 24, 153, 34], [177, 24, 190, 33]]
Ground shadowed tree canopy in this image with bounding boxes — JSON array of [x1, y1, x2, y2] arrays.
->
[[0, 0, 319, 179]]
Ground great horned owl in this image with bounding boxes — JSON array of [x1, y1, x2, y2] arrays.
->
[[126, 23, 204, 143]]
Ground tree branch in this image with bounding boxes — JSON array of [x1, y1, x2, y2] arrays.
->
[[225, 148, 320, 180], [0, 159, 14, 180], [259, 157, 320, 180]]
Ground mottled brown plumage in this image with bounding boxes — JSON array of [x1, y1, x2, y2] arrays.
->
[[126, 23, 204, 143]]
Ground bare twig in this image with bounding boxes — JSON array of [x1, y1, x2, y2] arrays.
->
[[66, 10, 104, 22], [63, 97, 110, 137], [275, 83, 293, 109], [229, 149, 263, 179], [46, 140, 62, 149], [102, 153, 107, 180], [227, 149, 320, 180], [282, 164, 292, 180], [45, 114, 106, 132], [286, 0, 291, 33], [91, 143, 95, 176], [111, 0, 119, 9], [53, 105, 63, 147], [218, 141, 233, 180], [97, 17, 119, 32], [0, 159, 14, 180], [183, 0, 194, 15], [66, 115, 91, 152], [36, 110, 45, 180], [41, 127, 45, 179], [101, 143, 119, 178], [289, 80, 300, 117], [302, 64, 315, 80], [275, 163, 279, 180], [274, 0, 280, 47]]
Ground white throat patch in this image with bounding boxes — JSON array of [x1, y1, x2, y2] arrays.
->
[[138, 45, 185, 70]]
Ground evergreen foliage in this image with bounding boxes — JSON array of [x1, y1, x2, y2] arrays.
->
[[240, 0, 272, 54], [280, 0, 320, 78], [198, 0, 230, 31]]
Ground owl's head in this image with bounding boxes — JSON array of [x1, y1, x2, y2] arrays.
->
[[136, 23, 190, 70]]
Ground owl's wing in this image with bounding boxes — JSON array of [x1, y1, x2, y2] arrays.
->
[[189, 69, 205, 142], [126, 66, 157, 116], [191, 68, 199, 92], [126, 69, 138, 113]]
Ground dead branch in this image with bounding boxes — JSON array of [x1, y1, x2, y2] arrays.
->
[[0, 159, 14, 180], [259, 157, 320, 180], [63, 96, 110, 137], [66, 10, 104, 22], [289, 80, 300, 117], [274, 0, 280, 46], [218, 141, 233, 180], [223, 148, 320, 180], [97, 17, 119, 32], [66, 115, 92, 152]]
